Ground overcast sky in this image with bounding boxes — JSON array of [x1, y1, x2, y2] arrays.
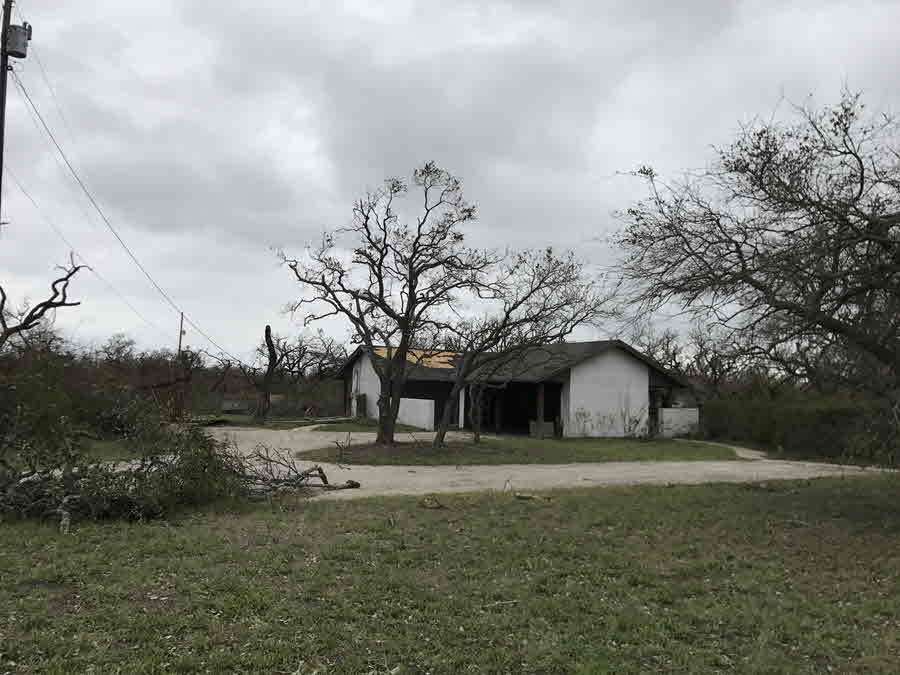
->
[[1, 0, 898, 360]]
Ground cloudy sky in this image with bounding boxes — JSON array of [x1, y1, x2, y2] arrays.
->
[[1, 0, 897, 361]]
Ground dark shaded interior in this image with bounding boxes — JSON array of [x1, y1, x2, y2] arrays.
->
[[463, 381, 563, 435]]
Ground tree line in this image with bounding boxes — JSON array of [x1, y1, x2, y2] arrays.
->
[[3, 89, 898, 456]]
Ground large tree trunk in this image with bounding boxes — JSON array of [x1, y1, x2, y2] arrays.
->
[[433, 355, 474, 448], [433, 381, 464, 448], [469, 384, 484, 443], [376, 386, 393, 444], [374, 344, 412, 445], [255, 389, 271, 422], [253, 325, 278, 423], [376, 373, 405, 445]]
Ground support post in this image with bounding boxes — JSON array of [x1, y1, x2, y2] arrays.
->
[[175, 311, 185, 419], [536, 381, 545, 440], [0, 0, 14, 220], [176, 311, 184, 358]]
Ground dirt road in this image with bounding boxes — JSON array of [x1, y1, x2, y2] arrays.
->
[[209, 426, 878, 500]]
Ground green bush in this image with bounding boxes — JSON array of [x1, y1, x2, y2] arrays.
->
[[1, 372, 247, 524], [702, 394, 898, 465]]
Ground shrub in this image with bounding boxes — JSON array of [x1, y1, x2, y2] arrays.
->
[[1, 375, 248, 525], [702, 393, 898, 465]]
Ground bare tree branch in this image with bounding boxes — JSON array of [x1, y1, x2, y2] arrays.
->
[[1, 254, 85, 351], [616, 91, 900, 397], [279, 162, 497, 444]]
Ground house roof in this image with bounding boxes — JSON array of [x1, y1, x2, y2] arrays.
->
[[337, 340, 690, 388]]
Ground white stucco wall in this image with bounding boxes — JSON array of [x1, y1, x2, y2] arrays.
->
[[564, 348, 649, 437], [659, 408, 699, 438], [350, 352, 381, 418], [397, 398, 435, 430], [349, 353, 435, 430]]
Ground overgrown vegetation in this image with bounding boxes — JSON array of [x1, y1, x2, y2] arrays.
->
[[703, 392, 897, 465], [2, 477, 898, 673], [0, 331, 348, 527], [0, 363, 246, 525], [301, 436, 737, 465]]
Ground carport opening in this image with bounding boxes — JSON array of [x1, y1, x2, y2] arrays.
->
[[463, 381, 562, 436]]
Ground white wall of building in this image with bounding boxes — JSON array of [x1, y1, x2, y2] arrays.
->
[[564, 348, 649, 437], [350, 352, 381, 418], [397, 398, 435, 430], [349, 353, 436, 430], [659, 408, 699, 438]]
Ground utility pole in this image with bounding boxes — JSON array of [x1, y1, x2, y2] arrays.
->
[[0, 0, 32, 221], [176, 311, 184, 359], [175, 311, 185, 420], [0, 0, 13, 221]]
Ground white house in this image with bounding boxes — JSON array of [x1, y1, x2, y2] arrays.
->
[[337, 341, 699, 437]]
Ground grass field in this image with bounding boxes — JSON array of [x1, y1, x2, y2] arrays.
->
[[301, 436, 739, 465], [5, 476, 898, 673]]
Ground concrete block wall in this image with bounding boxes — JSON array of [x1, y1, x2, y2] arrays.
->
[[397, 398, 435, 430], [659, 407, 699, 438]]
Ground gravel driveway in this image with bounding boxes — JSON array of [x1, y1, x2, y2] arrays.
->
[[209, 426, 879, 500]]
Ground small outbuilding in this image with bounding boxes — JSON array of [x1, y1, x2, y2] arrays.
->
[[336, 340, 698, 437]]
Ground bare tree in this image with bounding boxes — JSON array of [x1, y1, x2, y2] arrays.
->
[[432, 248, 611, 446], [236, 327, 348, 422], [624, 319, 759, 398], [624, 320, 685, 376], [281, 162, 498, 444], [617, 91, 900, 400], [239, 325, 283, 422], [278, 331, 347, 385], [0, 255, 84, 351]]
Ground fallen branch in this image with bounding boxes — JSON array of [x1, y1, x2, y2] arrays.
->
[[239, 444, 360, 495]]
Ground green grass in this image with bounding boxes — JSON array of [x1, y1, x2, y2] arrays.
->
[[302, 436, 738, 465], [318, 417, 424, 433], [2, 477, 899, 673]]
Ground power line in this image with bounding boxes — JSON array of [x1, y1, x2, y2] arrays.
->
[[10, 63, 103, 239], [11, 69, 181, 313], [8, 69, 249, 365], [4, 164, 172, 342], [12, 3, 76, 144]]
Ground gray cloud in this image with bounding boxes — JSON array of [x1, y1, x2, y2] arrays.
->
[[2, 0, 898, 354]]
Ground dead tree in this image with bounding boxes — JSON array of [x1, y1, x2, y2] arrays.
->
[[239, 325, 284, 423], [432, 248, 612, 446], [0, 255, 84, 351], [281, 162, 498, 444], [237, 328, 347, 422]]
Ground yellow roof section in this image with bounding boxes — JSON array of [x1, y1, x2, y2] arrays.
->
[[373, 348, 459, 369]]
